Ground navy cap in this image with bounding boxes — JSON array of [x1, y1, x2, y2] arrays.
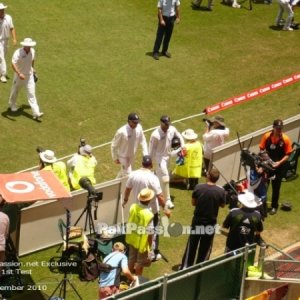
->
[[142, 155, 152, 167], [160, 115, 171, 125], [128, 113, 140, 123], [273, 119, 283, 129]]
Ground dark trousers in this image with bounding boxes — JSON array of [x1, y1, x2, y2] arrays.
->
[[153, 16, 175, 54], [181, 230, 215, 268], [270, 167, 283, 209]]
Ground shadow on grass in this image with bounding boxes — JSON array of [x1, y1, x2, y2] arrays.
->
[[191, 4, 213, 11], [1, 105, 42, 122]]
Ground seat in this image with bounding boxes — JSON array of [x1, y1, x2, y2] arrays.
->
[[282, 142, 300, 181], [57, 218, 88, 256]]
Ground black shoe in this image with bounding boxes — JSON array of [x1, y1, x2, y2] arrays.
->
[[269, 208, 277, 215], [153, 52, 159, 60], [162, 51, 171, 58]]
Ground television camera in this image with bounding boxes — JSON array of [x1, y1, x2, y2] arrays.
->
[[240, 149, 275, 175]]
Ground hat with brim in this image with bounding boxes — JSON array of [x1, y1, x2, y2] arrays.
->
[[138, 188, 155, 202], [280, 202, 292, 211], [20, 38, 36, 47], [0, 3, 7, 9], [79, 144, 92, 156], [210, 115, 226, 127], [238, 192, 257, 208], [40, 150, 57, 163], [182, 129, 198, 140], [273, 119, 283, 129]]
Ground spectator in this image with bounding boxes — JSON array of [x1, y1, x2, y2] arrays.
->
[[67, 144, 97, 190], [202, 115, 229, 173], [149, 115, 185, 208], [192, 0, 214, 11], [0, 196, 9, 275], [123, 155, 171, 261], [111, 113, 148, 178], [125, 188, 154, 276], [222, 191, 263, 253], [275, 0, 294, 31], [0, 2, 17, 83], [172, 128, 203, 190], [38, 149, 71, 191], [180, 168, 226, 269], [8, 37, 43, 120], [259, 119, 292, 215], [152, 0, 180, 60], [99, 242, 137, 299]]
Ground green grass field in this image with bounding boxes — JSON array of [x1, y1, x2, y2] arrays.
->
[[0, 0, 299, 299]]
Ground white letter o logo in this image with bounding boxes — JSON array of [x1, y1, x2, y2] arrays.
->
[[5, 181, 35, 194]]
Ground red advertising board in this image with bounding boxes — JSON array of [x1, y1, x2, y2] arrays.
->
[[0, 170, 72, 203]]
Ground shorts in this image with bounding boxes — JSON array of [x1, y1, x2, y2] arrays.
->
[[128, 245, 151, 268], [99, 285, 119, 299]]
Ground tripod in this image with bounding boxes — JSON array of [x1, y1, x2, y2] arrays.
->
[[49, 210, 82, 300], [74, 195, 97, 235]]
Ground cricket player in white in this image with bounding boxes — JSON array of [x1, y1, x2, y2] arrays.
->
[[8, 37, 43, 120], [149, 115, 184, 208], [0, 3, 17, 83]]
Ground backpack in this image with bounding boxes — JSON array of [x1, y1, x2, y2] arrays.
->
[[80, 253, 117, 281]]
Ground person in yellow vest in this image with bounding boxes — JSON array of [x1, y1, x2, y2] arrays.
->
[[39, 149, 71, 191], [125, 188, 154, 276], [67, 144, 98, 190], [172, 128, 203, 190]]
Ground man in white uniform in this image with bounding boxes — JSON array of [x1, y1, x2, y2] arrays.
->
[[0, 3, 16, 83], [8, 37, 43, 120], [111, 113, 148, 178], [149, 115, 184, 208]]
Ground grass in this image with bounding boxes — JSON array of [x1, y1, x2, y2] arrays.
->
[[0, 0, 299, 299]]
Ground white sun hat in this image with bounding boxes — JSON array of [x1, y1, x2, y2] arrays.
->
[[182, 129, 198, 140], [0, 3, 7, 10], [238, 191, 257, 208], [40, 150, 57, 164], [20, 38, 36, 47]]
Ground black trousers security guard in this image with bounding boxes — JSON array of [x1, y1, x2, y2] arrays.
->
[[153, 15, 176, 56]]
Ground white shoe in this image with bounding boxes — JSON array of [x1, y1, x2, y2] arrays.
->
[[33, 112, 44, 120], [283, 27, 293, 31], [0, 75, 7, 83], [9, 105, 19, 112], [166, 199, 175, 209], [232, 2, 241, 7]]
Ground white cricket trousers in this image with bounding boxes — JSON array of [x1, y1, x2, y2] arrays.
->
[[8, 73, 41, 116]]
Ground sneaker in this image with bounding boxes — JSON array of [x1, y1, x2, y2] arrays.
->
[[9, 105, 19, 112], [283, 27, 293, 31], [269, 208, 277, 215], [232, 2, 241, 8], [166, 199, 175, 209], [33, 112, 44, 120], [0, 75, 7, 83], [151, 253, 162, 262], [153, 52, 159, 60], [162, 51, 171, 58]]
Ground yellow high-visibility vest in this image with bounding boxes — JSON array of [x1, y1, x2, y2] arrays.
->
[[44, 161, 70, 191], [125, 204, 153, 253], [70, 155, 97, 190], [173, 141, 203, 178]]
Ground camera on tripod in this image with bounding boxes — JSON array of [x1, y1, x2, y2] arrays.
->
[[240, 149, 275, 175], [79, 177, 103, 202]]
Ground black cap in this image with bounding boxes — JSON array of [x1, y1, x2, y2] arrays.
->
[[128, 113, 140, 123], [273, 119, 283, 129], [160, 115, 171, 125], [142, 155, 152, 167]]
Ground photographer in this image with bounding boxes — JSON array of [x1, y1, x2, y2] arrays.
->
[[67, 144, 97, 190], [259, 119, 293, 215], [202, 115, 229, 173], [38, 149, 70, 191]]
